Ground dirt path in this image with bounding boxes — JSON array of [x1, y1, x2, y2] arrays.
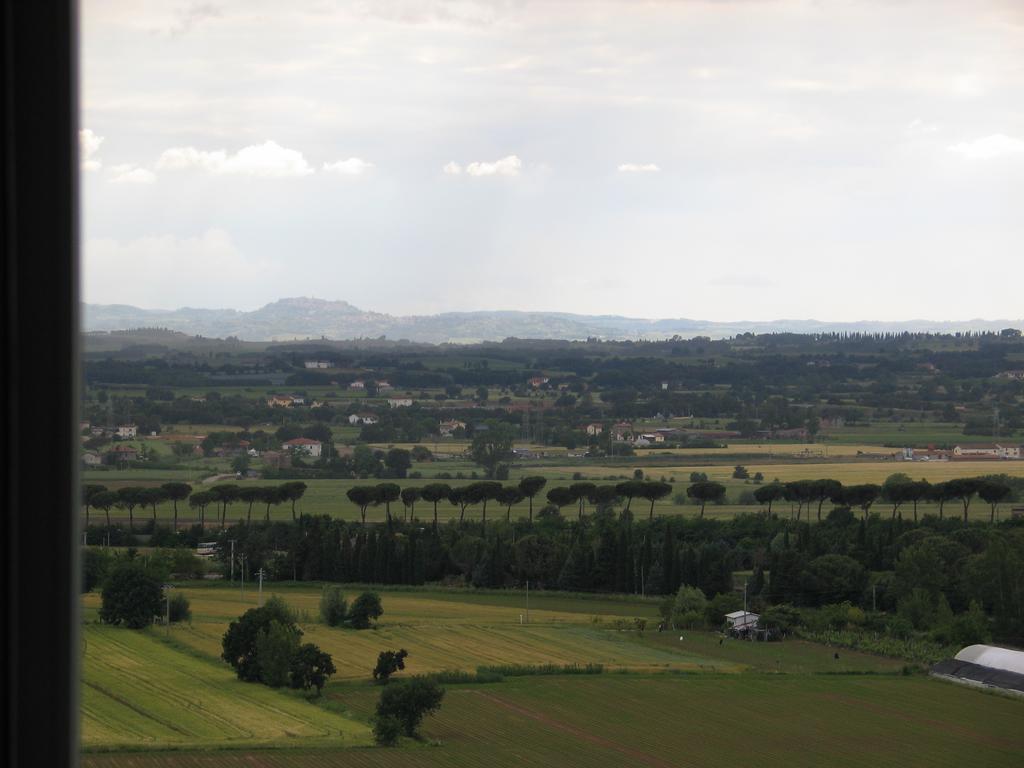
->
[[471, 690, 681, 768]]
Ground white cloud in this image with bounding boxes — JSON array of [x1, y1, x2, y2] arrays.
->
[[157, 140, 314, 177], [322, 157, 374, 175], [80, 129, 104, 171], [464, 155, 521, 177], [617, 163, 660, 173], [83, 229, 281, 309], [442, 161, 463, 175], [947, 134, 1024, 159], [109, 164, 157, 184]]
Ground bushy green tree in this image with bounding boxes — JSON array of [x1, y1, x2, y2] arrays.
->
[[349, 592, 383, 629], [289, 643, 336, 695], [255, 620, 301, 687], [375, 677, 445, 737], [320, 586, 347, 626], [99, 561, 163, 629], [373, 648, 409, 682], [222, 596, 301, 681], [670, 584, 707, 628], [168, 592, 191, 623]]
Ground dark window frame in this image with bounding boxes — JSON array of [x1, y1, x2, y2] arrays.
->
[[3, 2, 80, 766]]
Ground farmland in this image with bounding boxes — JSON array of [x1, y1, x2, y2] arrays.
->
[[79, 587, 1023, 766]]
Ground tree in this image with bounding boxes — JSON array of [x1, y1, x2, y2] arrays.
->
[[290, 643, 336, 695], [400, 487, 422, 521], [945, 478, 983, 522], [881, 474, 913, 520], [686, 481, 726, 518], [319, 585, 347, 626], [255, 619, 301, 687], [447, 486, 472, 524], [639, 481, 672, 520], [281, 481, 308, 521], [567, 482, 597, 518], [545, 486, 577, 514], [732, 465, 750, 479], [497, 486, 525, 522], [115, 486, 145, 532], [373, 648, 409, 682], [376, 483, 401, 523], [385, 448, 412, 479], [138, 487, 167, 525], [222, 596, 301, 682], [82, 483, 107, 530], [260, 485, 285, 521], [91, 490, 118, 536], [375, 677, 445, 737], [160, 482, 192, 530], [465, 481, 502, 529], [189, 490, 214, 527], [670, 585, 707, 629], [518, 476, 547, 522], [905, 480, 931, 522], [979, 479, 1013, 522], [349, 591, 383, 629], [800, 554, 868, 606], [237, 486, 263, 524], [753, 483, 785, 516], [842, 484, 881, 519], [420, 483, 451, 524], [810, 479, 842, 521], [209, 484, 240, 528], [614, 480, 646, 515], [374, 714, 403, 747], [99, 561, 163, 629], [347, 485, 379, 524], [469, 421, 515, 479], [168, 592, 191, 623]]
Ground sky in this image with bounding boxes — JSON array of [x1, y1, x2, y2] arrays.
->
[[80, 0, 1024, 321]]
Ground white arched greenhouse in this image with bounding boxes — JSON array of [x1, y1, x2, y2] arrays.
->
[[931, 644, 1024, 696]]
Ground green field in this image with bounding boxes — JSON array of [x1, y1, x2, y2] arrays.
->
[[80, 584, 1024, 765], [81, 673, 1024, 767], [81, 624, 371, 750]]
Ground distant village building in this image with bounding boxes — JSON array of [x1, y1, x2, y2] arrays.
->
[[995, 370, 1024, 381], [262, 450, 291, 470], [289, 395, 305, 406], [952, 443, 1022, 460], [81, 452, 102, 467], [376, 380, 393, 390], [585, 423, 604, 436], [282, 437, 322, 458], [304, 360, 331, 369], [439, 419, 467, 437], [105, 444, 138, 465], [528, 376, 550, 388], [266, 395, 294, 408], [116, 424, 137, 439], [636, 432, 666, 444], [349, 380, 365, 389], [388, 398, 413, 408], [611, 422, 633, 441], [348, 412, 379, 425]]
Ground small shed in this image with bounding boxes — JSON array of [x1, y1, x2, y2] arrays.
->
[[724, 610, 759, 636]]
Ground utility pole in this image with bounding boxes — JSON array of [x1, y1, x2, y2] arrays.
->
[[163, 585, 173, 636], [872, 583, 877, 613], [257, 568, 265, 607], [230, 539, 236, 584], [744, 578, 748, 614], [525, 580, 530, 624], [240, 554, 246, 601]]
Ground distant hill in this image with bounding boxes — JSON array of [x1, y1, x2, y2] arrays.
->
[[81, 298, 1024, 343]]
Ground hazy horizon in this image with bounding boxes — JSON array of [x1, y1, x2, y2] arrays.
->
[[81, 1, 1024, 321]]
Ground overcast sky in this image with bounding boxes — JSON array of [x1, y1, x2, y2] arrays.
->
[[81, 0, 1024, 321]]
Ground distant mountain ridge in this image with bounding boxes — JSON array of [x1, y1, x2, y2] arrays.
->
[[82, 298, 1024, 343]]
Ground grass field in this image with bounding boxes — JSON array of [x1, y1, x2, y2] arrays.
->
[[81, 624, 371, 750], [81, 674, 1024, 767], [79, 585, 1023, 765], [81, 453, 1024, 525]]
